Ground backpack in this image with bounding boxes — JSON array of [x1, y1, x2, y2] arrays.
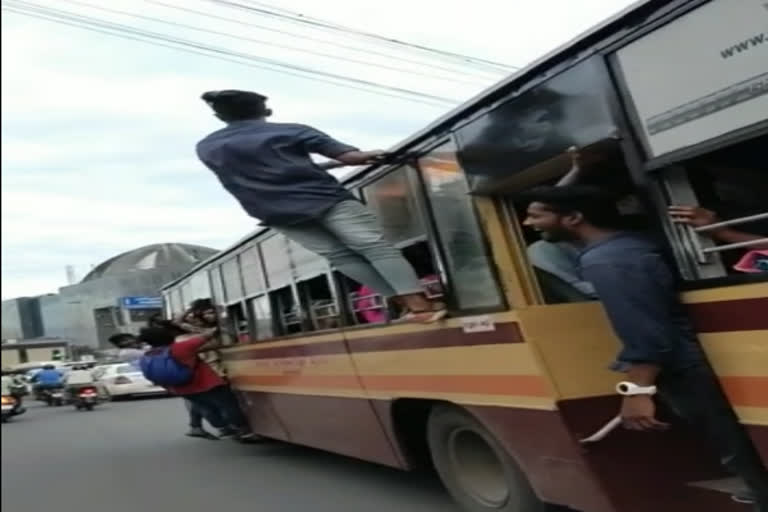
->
[[139, 347, 194, 387]]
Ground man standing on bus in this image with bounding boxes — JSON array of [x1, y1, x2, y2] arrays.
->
[[196, 90, 445, 324], [522, 185, 768, 510]]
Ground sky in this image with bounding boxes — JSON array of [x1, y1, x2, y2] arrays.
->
[[1, 0, 637, 300]]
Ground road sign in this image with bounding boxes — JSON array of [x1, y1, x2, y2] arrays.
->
[[120, 296, 163, 310]]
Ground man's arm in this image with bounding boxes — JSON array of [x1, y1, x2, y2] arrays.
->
[[171, 330, 219, 365], [582, 255, 677, 370], [582, 255, 676, 431], [299, 126, 386, 166]]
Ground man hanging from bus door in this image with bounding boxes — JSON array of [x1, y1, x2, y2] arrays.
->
[[195, 90, 445, 323], [521, 186, 768, 511]]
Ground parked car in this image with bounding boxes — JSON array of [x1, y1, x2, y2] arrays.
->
[[94, 363, 167, 399]]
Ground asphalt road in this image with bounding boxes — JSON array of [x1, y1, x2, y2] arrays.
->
[[1, 398, 458, 512]]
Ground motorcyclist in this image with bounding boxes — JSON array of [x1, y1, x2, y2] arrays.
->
[[31, 364, 65, 398], [64, 364, 106, 402]]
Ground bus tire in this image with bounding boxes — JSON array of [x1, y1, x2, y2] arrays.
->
[[427, 405, 546, 512]]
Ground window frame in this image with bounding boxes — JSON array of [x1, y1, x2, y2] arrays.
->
[[654, 165, 768, 289], [411, 136, 508, 315]]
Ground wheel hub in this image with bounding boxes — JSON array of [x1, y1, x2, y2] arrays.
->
[[448, 427, 510, 508]]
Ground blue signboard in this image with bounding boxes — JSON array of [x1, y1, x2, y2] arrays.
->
[[120, 296, 163, 309]]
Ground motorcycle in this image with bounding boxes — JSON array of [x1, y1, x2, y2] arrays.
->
[[73, 386, 100, 411], [1, 394, 22, 422], [42, 387, 65, 407]]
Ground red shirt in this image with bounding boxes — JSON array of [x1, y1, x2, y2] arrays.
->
[[168, 335, 225, 395]]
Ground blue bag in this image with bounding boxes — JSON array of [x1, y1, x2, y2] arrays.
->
[[139, 347, 193, 387]]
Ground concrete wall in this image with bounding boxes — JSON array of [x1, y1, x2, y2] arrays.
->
[[1, 298, 44, 341], [1, 349, 21, 368], [1, 300, 23, 340]]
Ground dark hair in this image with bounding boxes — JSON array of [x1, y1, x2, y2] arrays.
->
[[108, 333, 137, 348], [189, 298, 214, 312], [138, 327, 177, 348], [146, 317, 188, 336], [201, 90, 269, 122], [521, 185, 623, 229]]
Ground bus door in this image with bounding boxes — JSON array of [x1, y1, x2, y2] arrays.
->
[[494, 146, 746, 512]]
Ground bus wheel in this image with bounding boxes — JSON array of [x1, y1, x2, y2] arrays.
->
[[427, 405, 545, 512]]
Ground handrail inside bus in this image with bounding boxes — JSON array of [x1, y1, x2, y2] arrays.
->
[[701, 238, 768, 254], [694, 212, 768, 233]]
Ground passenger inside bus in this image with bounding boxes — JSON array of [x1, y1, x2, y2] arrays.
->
[[663, 136, 768, 276], [522, 147, 648, 303], [351, 242, 444, 324], [669, 205, 768, 273], [521, 185, 768, 508]]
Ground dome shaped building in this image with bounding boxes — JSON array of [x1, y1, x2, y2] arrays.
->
[[38, 243, 218, 348]]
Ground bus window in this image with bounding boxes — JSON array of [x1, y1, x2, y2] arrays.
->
[[247, 295, 274, 340], [297, 275, 340, 331], [269, 286, 302, 335], [510, 146, 649, 304], [209, 266, 225, 306], [225, 303, 249, 343], [186, 271, 212, 305], [261, 235, 292, 289], [240, 245, 266, 296], [221, 256, 244, 303], [359, 166, 443, 319], [660, 135, 768, 281], [418, 143, 504, 310], [363, 165, 427, 246]]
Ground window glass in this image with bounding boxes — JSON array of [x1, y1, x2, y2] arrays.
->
[[419, 142, 504, 309], [187, 271, 212, 303], [210, 267, 225, 305], [262, 235, 292, 288], [288, 239, 328, 280], [363, 167, 427, 245], [248, 295, 274, 340], [221, 257, 244, 303], [162, 293, 173, 319], [180, 281, 193, 309], [117, 365, 136, 375], [171, 290, 184, 316], [240, 245, 266, 295]]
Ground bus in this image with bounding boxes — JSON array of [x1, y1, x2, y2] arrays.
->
[[162, 1, 767, 510]]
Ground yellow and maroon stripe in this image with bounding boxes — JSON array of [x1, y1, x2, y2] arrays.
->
[[224, 318, 555, 409]]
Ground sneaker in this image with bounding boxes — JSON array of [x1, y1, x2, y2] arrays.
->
[[186, 427, 218, 440]]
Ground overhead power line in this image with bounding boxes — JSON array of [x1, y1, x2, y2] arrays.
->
[[206, 0, 517, 73], [3, 0, 462, 106], [53, 0, 487, 87], [1, 4, 449, 108], [144, 0, 503, 80]]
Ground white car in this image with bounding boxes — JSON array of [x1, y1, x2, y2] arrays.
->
[[94, 363, 167, 399]]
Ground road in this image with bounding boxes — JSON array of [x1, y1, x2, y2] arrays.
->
[[1, 398, 458, 512]]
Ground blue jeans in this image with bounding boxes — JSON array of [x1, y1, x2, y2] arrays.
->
[[185, 386, 249, 431], [276, 200, 423, 298], [184, 398, 224, 429], [659, 366, 768, 509]]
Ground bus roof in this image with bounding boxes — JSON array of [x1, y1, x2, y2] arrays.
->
[[163, 0, 692, 291]]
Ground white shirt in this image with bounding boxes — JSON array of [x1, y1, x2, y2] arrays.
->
[[66, 370, 94, 385]]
